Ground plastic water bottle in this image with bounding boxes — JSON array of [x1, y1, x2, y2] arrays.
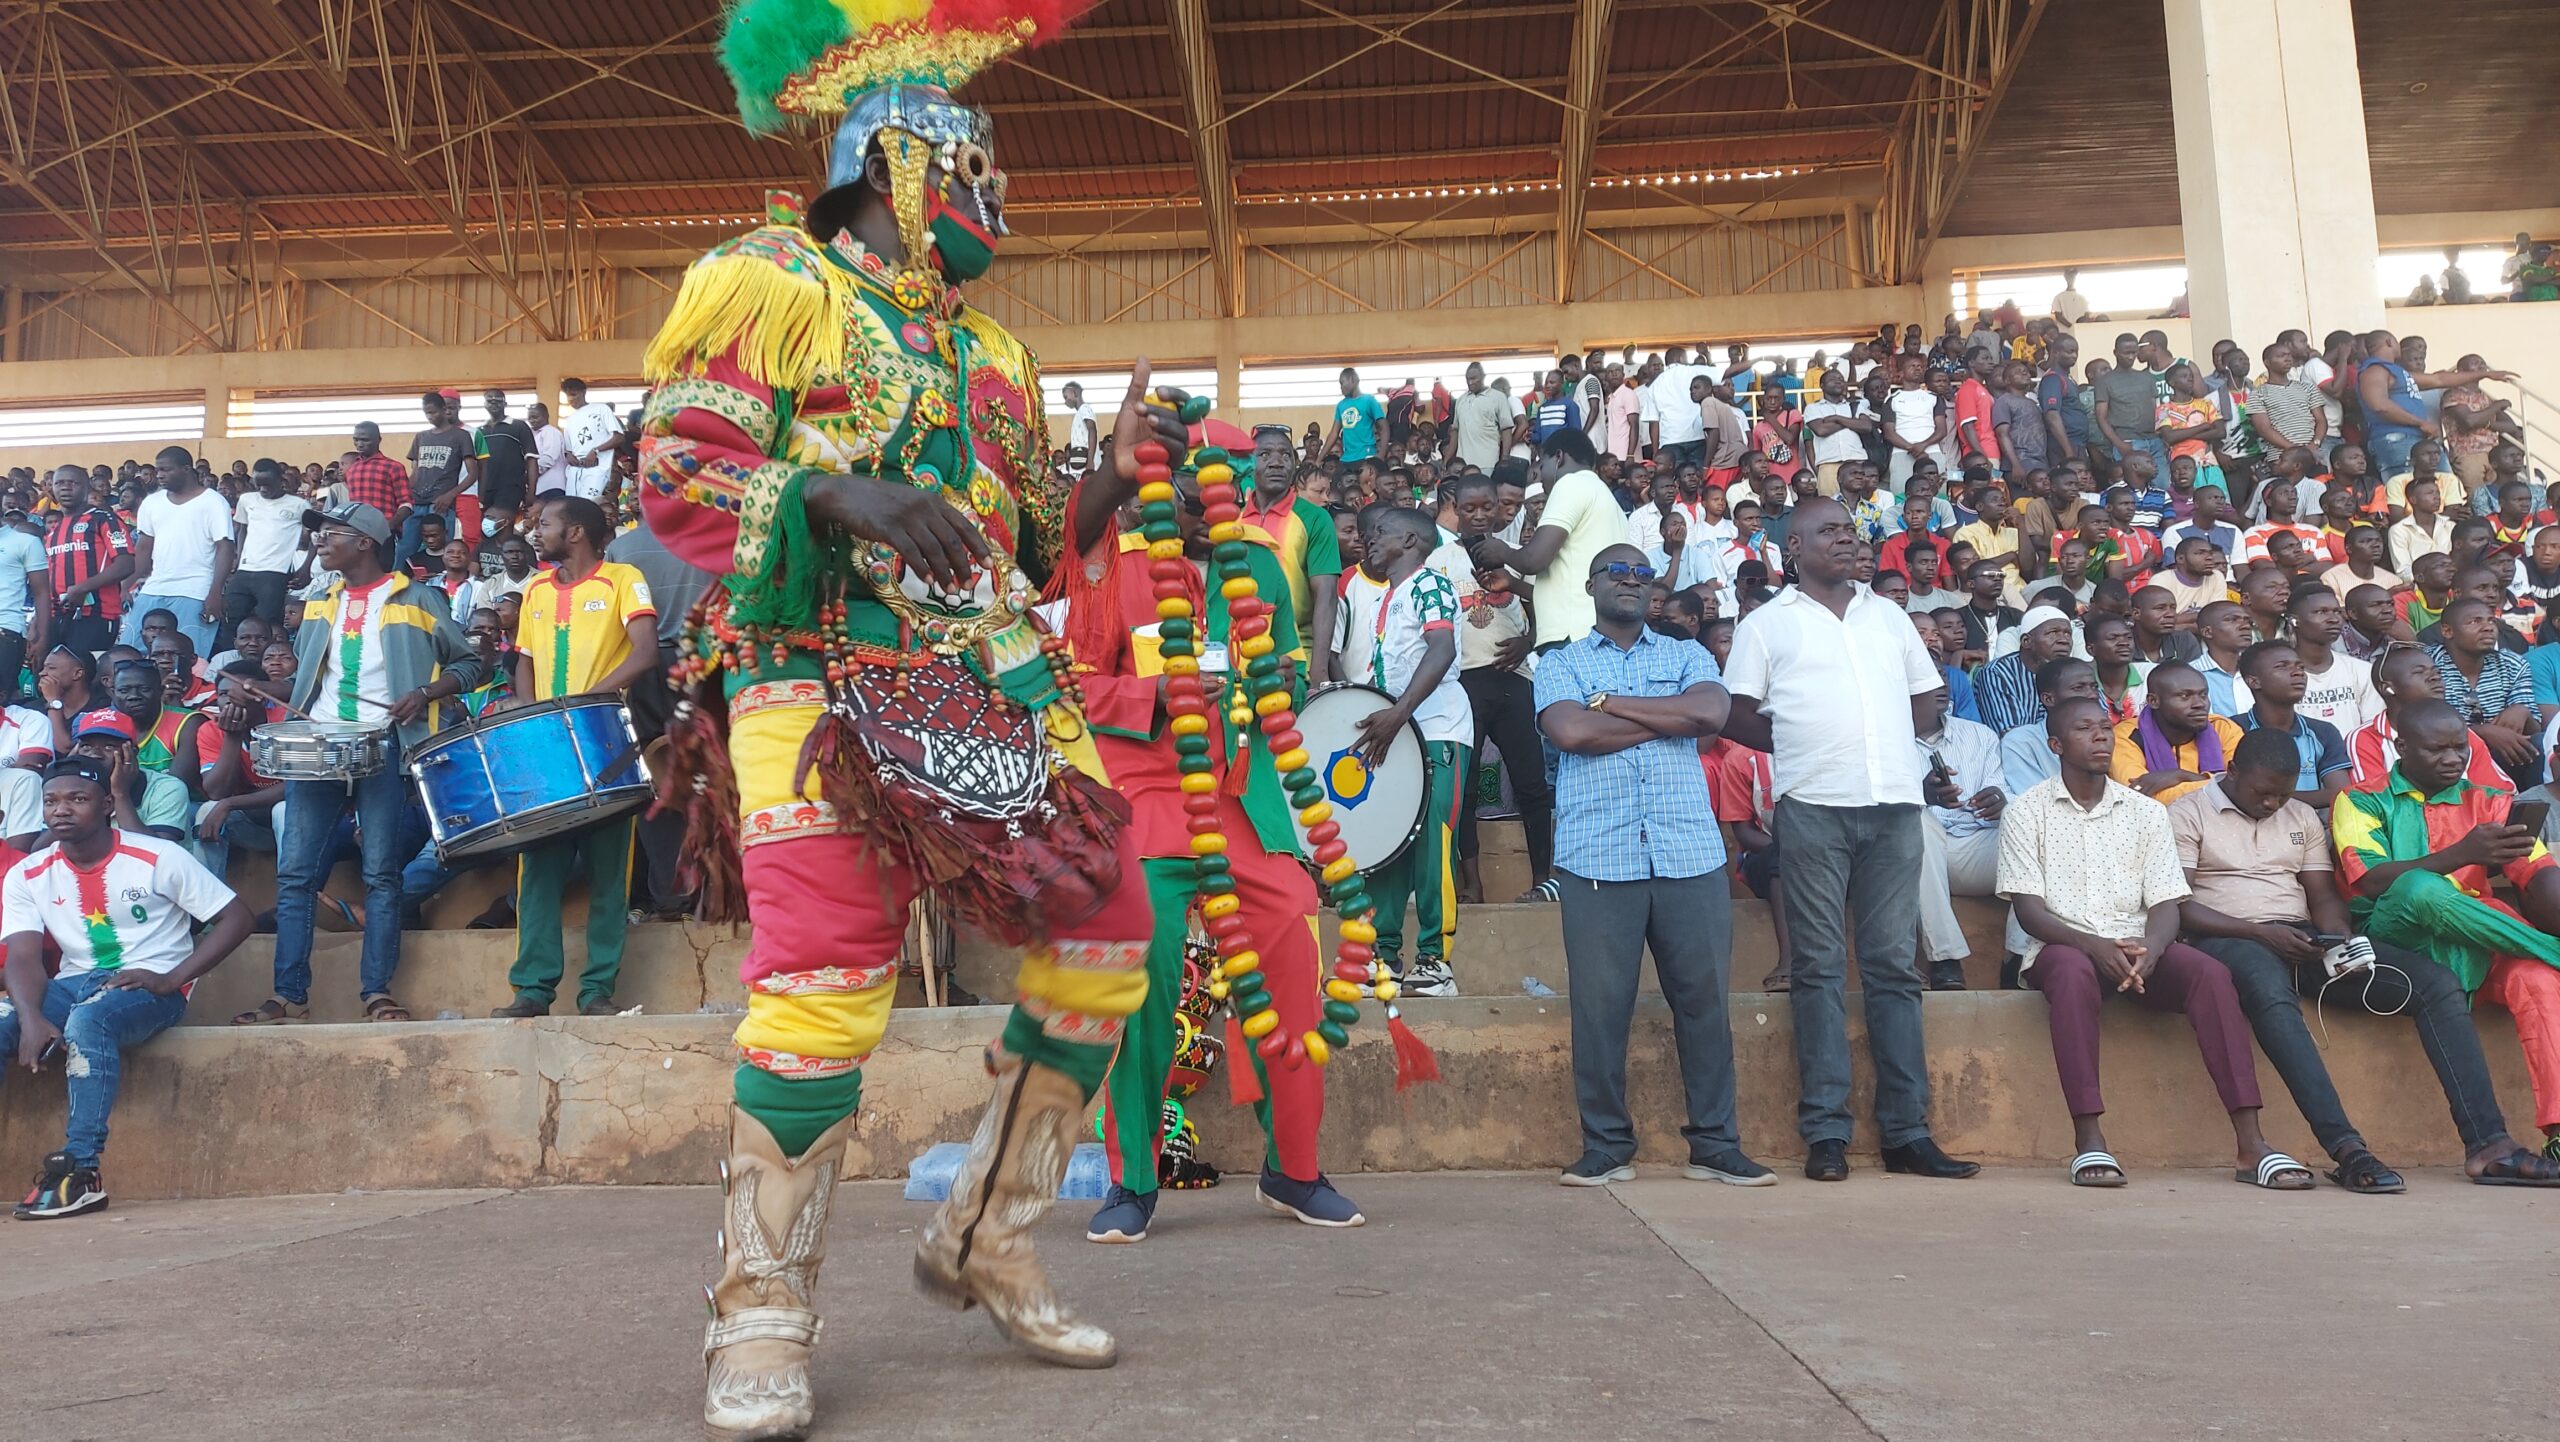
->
[[1521, 976, 1558, 998], [905, 1141, 1110, 1202]]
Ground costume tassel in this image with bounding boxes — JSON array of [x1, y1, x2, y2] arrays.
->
[[1386, 1006, 1440, 1092], [1225, 1010, 1262, 1106], [662, 680, 747, 925], [643, 244, 846, 394]]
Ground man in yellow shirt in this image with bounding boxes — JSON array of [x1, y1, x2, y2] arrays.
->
[[2110, 661, 2244, 805], [493, 494, 659, 1018], [1951, 483, 2024, 584]]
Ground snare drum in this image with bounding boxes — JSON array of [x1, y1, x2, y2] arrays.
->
[[249, 720, 393, 781], [1288, 683, 1428, 870], [406, 696, 653, 862]]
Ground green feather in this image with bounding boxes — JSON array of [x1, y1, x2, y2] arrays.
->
[[720, 0, 855, 134]]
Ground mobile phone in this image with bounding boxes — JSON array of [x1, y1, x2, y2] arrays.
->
[[2509, 800, 2550, 836], [36, 1036, 65, 1068]]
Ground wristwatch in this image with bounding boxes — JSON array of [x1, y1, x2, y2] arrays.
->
[[1586, 691, 1611, 713]]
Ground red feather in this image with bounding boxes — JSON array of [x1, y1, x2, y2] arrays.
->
[[933, 0, 1103, 45]]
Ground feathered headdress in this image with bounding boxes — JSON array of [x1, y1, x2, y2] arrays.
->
[[720, 0, 1100, 134]]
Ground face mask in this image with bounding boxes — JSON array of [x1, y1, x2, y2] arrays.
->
[[925, 192, 998, 282], [483, 515, 500, 538]]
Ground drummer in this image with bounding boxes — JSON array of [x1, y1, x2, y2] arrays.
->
[[235, 501, 482, 1028], [490, 495, 655, 1021]]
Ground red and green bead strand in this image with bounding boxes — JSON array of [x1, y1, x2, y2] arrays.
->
[[1134, 395, 1385, 1072]]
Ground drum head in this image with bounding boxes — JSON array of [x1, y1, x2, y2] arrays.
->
[[1289, 684, 1429, 871], [437, 790, 649, 862]]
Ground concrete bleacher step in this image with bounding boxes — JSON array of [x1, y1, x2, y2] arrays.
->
[[7, 995, 2532, 1202]]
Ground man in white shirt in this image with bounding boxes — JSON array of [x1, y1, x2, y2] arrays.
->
[[1720, 496, 1980, 1182], [2, 754, 251, 1218], [224, 459, 306, 649], [1058, 381, 1100, 479], [2051, 268, 2090, 326], [1458, 428, 1628, 650], [558, 378, 622, 503], [123, 446, 236, 656], [528, 401, 569, 498], [1646, 346, 1707, 468], [1913, 690, 2006, 991], [1801, 368, 1872, 497], [1450, 361, 1516, 473], [1568, 353, 1609, 455]]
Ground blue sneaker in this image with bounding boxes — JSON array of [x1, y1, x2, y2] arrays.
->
[[1084, 1184, 1156, 1244], [1256, 1168, 1365, 1228]]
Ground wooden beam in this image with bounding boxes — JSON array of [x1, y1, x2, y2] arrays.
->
[[1555, 0, 1616, 302], [1914, 0, 2049, 261], [1166, 0, 1242, 317]]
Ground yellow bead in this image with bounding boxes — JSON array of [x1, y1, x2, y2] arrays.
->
[[1324, 979, 1364, 1004], [1374, 979, 1401, 1003], [1339, 918, 1377, 945], [1162, 656, 1198, 676], [1208, 979, 1230, 1001], [1190, 832, 1228, 856], [1236, 635, 1275, 659], [1148, 539, 1186, 561], [1169, 713, 1208, 735], [1321, 857, 1357, 884], [1254, 689, 1292, 716], [1302, 1032, 1331, 1067], [1199, 464, 1232, 485], [1296, 801, 1332, 827], [1272, 747, 1309, 772], [1155, 598, 1194, 620], [1241, 1008, 1280, 1038], [1179, 773, 1217, 794], [1220, 950, 1261, 979], [1229, 707, 1254, 727], [1207, 522, 1244, 543], [1220, 576, 1258, 600], [1201, 893, 1240, 919], [1137, 482, 1175, 503]]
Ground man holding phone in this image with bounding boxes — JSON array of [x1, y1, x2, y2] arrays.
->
[[2329, 701, 2560, 1183]]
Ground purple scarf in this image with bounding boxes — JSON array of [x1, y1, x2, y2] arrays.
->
[[2134, 705, 2223, 775]]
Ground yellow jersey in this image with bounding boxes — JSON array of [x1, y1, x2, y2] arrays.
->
[[516, 560, 654, 700]]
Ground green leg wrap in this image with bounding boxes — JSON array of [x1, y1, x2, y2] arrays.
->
[[998, 1004, 1115, 1100], [732, 1063, 863, 1159], [1098, 859, 1197, 1196]]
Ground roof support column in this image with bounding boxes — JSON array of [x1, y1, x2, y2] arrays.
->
[[1554, 0, 1614, 303], [2164, 0, 2383, 348]]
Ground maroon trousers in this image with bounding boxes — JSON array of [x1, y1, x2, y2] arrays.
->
[[2027, 942, 2262, 1117]]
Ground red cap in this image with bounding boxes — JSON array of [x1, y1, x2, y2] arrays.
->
[[70, 709, 137, 743], [437, 387, 462, 401]]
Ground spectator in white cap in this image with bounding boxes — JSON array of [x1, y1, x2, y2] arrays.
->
[[1974, 606, 2077, 734]]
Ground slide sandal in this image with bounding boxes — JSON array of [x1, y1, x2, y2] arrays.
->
[[2237, 1152, 2315, 1190], [2069, 1150, 2126, 1187]]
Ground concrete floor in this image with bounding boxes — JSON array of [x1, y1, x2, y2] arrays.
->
[[4, 1170, 2555, 1442]]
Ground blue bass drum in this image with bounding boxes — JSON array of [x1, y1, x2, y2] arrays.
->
[[406, 696, 653, 862]]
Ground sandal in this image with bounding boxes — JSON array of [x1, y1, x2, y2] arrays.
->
[[2069, 1150, 2127, 1187], [2472, 1147, 2560, 1187], [231, 997, 309, 1026], [2325, 1148, 2406, 1195], [2237, 1152, 2315, 1190], [362, 994, 413, 1023], [1760, 968, 1791, 992]]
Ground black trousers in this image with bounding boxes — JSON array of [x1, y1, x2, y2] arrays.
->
[[624, 642, 691, 914], [1456, 663, 1554, 881], [219, 570, 291, 653]]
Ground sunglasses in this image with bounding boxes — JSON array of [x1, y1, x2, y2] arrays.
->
[[1599, 562, 1658, 582]]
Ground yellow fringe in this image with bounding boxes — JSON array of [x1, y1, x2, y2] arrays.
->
[[642, 228, 849, 393]]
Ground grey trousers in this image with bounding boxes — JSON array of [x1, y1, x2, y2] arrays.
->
[[1774, 798, 1934, 1148], [1557, 867, 1738, 1163]]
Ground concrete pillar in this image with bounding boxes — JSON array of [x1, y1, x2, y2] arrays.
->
[[535, 366, 568, 422], [201, 383, 232, 441], [1213, 321, 1241, 419], [2164, 0, 2384, 350]]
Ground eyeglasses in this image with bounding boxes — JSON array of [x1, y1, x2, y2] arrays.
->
[[1599, 562, 1658, 582]]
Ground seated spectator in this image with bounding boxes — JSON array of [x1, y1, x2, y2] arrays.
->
[[2334, 700, 2560, 1175], [2431, 597, 2543, 786], [1914, 687, 2004, 992], [2001, 657, 2095, 797], [2191, 600, 2256, 717], [2349, 641, 2508, 791], [2153, 536, 2228, 614], [0, 755, 251, 1218], [151, 629, 215, 709], [2129, 583, 2204, 666], [1998, 698, 2308, 1190], [2111, 661, 2243, 803], [1709, 729, 1785, 992], [65, 709, 190, 843], [194, 660, 289, 876], [2287, 587, 2381, 737], [2234, 565, 2290, 644], [2174, 728, 2554, 1190], [2086, 612, 2147, 724], [2235, 641, 2351, 810], [1974, 605, 2074, 734], [455, 609, 516, 719], [2416, 564, 2532, 653], [108, 657, 205, 801]]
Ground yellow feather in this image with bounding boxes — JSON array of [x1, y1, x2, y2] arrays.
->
[[642, 227, 854, 394], [829, 0, 932, 28]]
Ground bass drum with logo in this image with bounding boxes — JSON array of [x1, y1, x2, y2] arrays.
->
[[1286, 682, 1428, 871]]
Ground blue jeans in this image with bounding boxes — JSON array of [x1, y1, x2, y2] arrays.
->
[[0, 970, 189, 1166], [1658, 439, 1705, 470], [401, 839, 504, 924], [2368, 429, 2419, 481], [2119, 433, 2170, 484], [120, 591, 216, 654], [273, 736, 417, 1004], [397, 507, 454, 572]]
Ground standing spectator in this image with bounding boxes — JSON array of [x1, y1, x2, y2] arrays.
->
[[1327, 367, 1385, 466], [223, 459, 304, 647], [1913, 686, 2006, 991], [1802, 367, 1872, 497], [402, 390, 475, 569], [1528, 371, 1582, 445], [1952, 350, 1997, 465], [471, 388, 539, 537], [1450, 362, 1516, 474], [2250, 341, 2326, 458], [1998, 700, 2307, 1190], [43, 465, 134, 655], [1645, 346, 1706, 468], [1462, 428, 1627, 652], [2037, 333, 2087, 471], [1720, 497, 1979, 1183], [1, 754, 251, 1218], [239, 503, 479, 1027], [1238, 425, 1342, 685], [1447, 471, 1552, 905], [0, 481, 48, 690], [340, 420, 409, 542], [1882, 354, 1947, 490], [122, 447, 234, 656], [1338, 508, 1472, 998], [1601, 361, 1653, 463], [2093, 333, 2169, 483], [558, 378, 623, 503], [1057, 380, 1099, 479], [498, 496, 657, 1019], [2356, 332, 2507, 482], [1992, 359, 2046, 483], [527, 400, 569, 499], [1535, 544, 1765, 1188]]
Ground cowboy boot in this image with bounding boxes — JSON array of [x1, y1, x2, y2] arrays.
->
[[913, 1058, 1118, 1368], [702, 1106, 855, 1442]]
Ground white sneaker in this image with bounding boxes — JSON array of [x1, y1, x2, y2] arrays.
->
[[1402, 960, 1457, 997]]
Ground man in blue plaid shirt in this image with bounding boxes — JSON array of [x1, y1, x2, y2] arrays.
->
[[1535, 543, 1770, 1190]]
